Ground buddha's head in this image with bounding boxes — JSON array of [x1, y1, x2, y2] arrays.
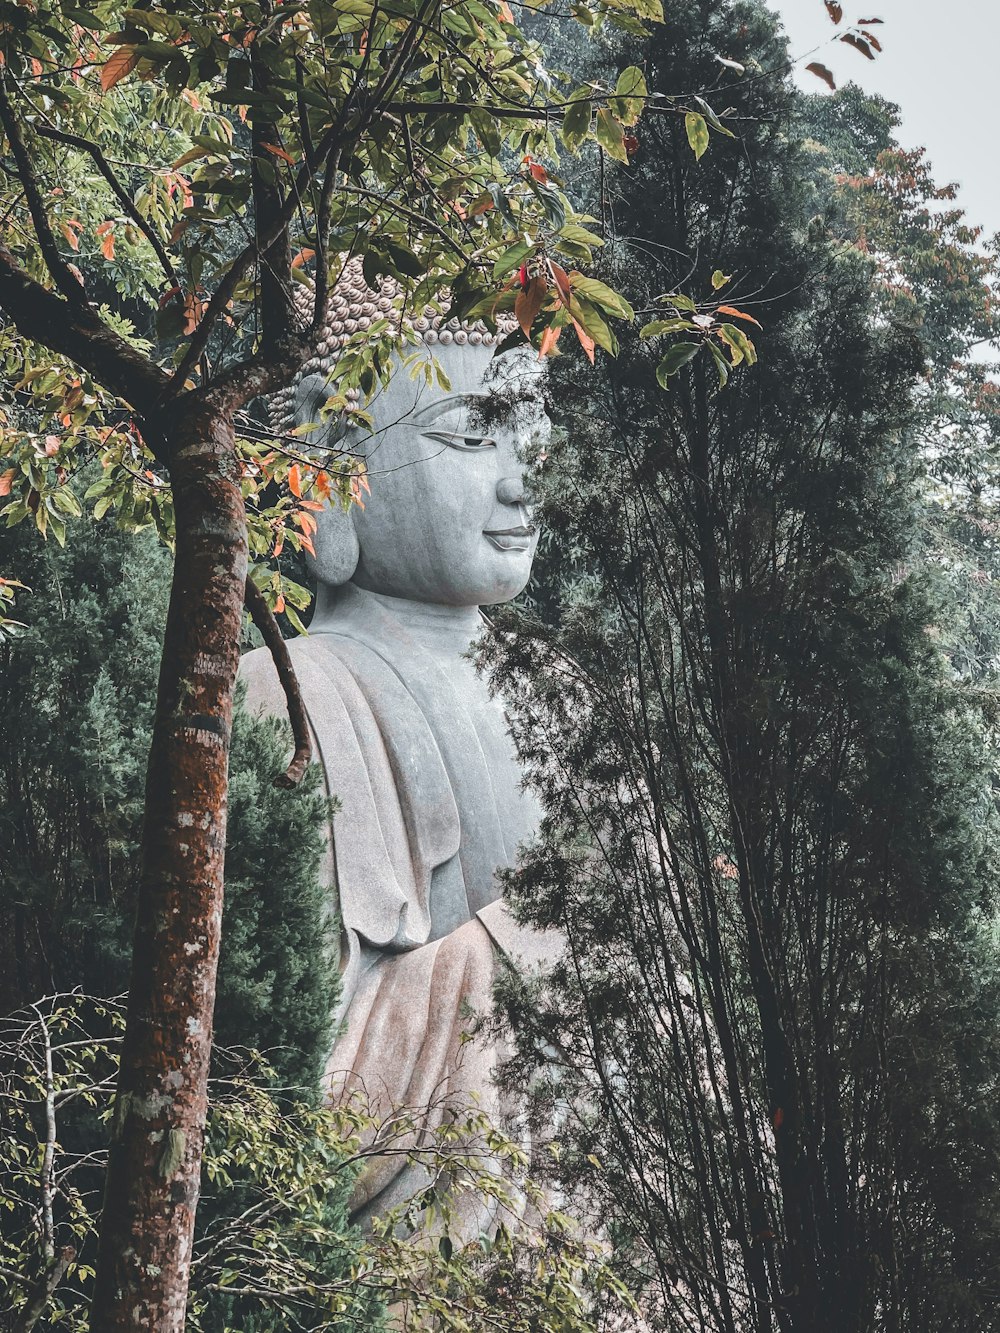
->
[[274, 263, 549, 609]]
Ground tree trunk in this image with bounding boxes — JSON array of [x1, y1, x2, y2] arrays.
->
[[90, 397, 247, 1331]]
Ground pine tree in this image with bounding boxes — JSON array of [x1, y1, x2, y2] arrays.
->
[[0, 502, 334, 1091], [485, 4, 1000, 1330]]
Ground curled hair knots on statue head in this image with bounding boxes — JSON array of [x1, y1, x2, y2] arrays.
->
[[269, 257, 516, 588]]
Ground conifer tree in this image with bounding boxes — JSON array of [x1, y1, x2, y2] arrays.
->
[[0, 506, 334, 1092], [486, 4, 1000, 1330]]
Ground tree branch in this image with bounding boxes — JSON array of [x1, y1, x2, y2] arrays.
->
[[33, 124, 181, 292], [243, 575, 312, 788], [0, 247, 170, 421], [0, 81, 87, 306], [12, 1247, 75, 1333], [250, 48, 294, 354]]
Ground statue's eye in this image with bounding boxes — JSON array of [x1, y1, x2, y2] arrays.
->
[[422, 430, 497, 451]]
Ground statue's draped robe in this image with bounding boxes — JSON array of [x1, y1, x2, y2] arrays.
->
[[241, 584, 544, 1221]]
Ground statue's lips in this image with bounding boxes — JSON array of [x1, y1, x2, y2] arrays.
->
[[484, 525, 534, 552]]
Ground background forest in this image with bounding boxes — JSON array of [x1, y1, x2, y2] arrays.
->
[[4, 0, 1000, 1330]]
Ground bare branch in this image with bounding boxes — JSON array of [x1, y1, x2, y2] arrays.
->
[[243, 575, 312, 787], [11, 1247, 75, 1333]]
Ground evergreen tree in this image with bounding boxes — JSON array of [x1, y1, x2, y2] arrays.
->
[[486, 4, 1000, 1330], [0, 504, 334, 1092]]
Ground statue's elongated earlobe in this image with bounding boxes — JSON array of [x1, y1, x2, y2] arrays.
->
[[309, 500, 361, 586]]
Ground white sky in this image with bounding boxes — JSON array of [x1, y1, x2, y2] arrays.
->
[[769, 1, 1000, 240]]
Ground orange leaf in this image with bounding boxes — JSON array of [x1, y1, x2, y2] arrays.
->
[[288, 464, 303, 498], [571, 318, 596, 364], [515, 274, 547, 338], [0, 468, 15, 496], [100, 230, 115, 262], [715, 304, 762, 329], [44, 435, 60, 456], [298, 533, 316, 557], [101, 45, 137, 92], [291, 247, 316, 269], [263, 142, 296, 165], [539, 324, 562, 358], [498, 0, 514, 19], [61, 219, 82, 252], [274, 593, 285, 614]]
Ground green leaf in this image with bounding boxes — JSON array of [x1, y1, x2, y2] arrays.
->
[[693, 96, 736, 140], [595, 109, 629, 164], [640, 318, 696, 337], [609, 66, 648, 126], [656, 341, 701, 386], [561, 98, 592, 154], [493, 240, 535, 282], [718, 322, 758, 366], [558, 223, 604, 248], [685, 112, 709, 161], [711, 270, 732, 290], [568, 295, 619, 355], [571, 275, 634, 321], [708, 339, 731, 387]]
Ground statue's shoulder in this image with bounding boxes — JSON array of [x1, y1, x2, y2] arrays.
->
[[238, 640, 292, 720], [238, 632, 386, 729]]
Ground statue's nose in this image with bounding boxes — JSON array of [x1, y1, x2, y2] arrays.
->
[[496, 475, 524, 505]]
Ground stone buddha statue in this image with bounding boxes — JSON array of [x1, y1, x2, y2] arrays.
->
[[240, 264, 550, 1224]]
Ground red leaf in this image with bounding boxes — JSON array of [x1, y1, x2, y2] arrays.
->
[[288, 464, 303, 498], [773, 1107, 784, 1130], [824, 0, 843, 22], [100, 45, 137, 92], [806, 61, 836, 91], [0, 468, 15, 496], [840, 31, 875, 59], [515, 275, 547, 338]]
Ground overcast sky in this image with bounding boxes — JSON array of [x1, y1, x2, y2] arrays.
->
[[769, 1, 1000, 240]]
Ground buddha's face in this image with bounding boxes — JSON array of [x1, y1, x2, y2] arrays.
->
[[305, 342, 548, 608]]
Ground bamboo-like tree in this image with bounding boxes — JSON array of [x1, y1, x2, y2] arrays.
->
[[486, 4, 1000, 1330], [0, 2, 670, 1323]]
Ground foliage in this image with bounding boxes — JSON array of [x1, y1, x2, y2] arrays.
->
[[0, 502, 334, 1091], [0, 0, 721, 611], [481, 4, 1000, 1331], [0, 993, 633, 1332]]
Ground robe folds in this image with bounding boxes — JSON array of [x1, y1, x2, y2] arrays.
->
[[240, 583, 550, 1224]]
